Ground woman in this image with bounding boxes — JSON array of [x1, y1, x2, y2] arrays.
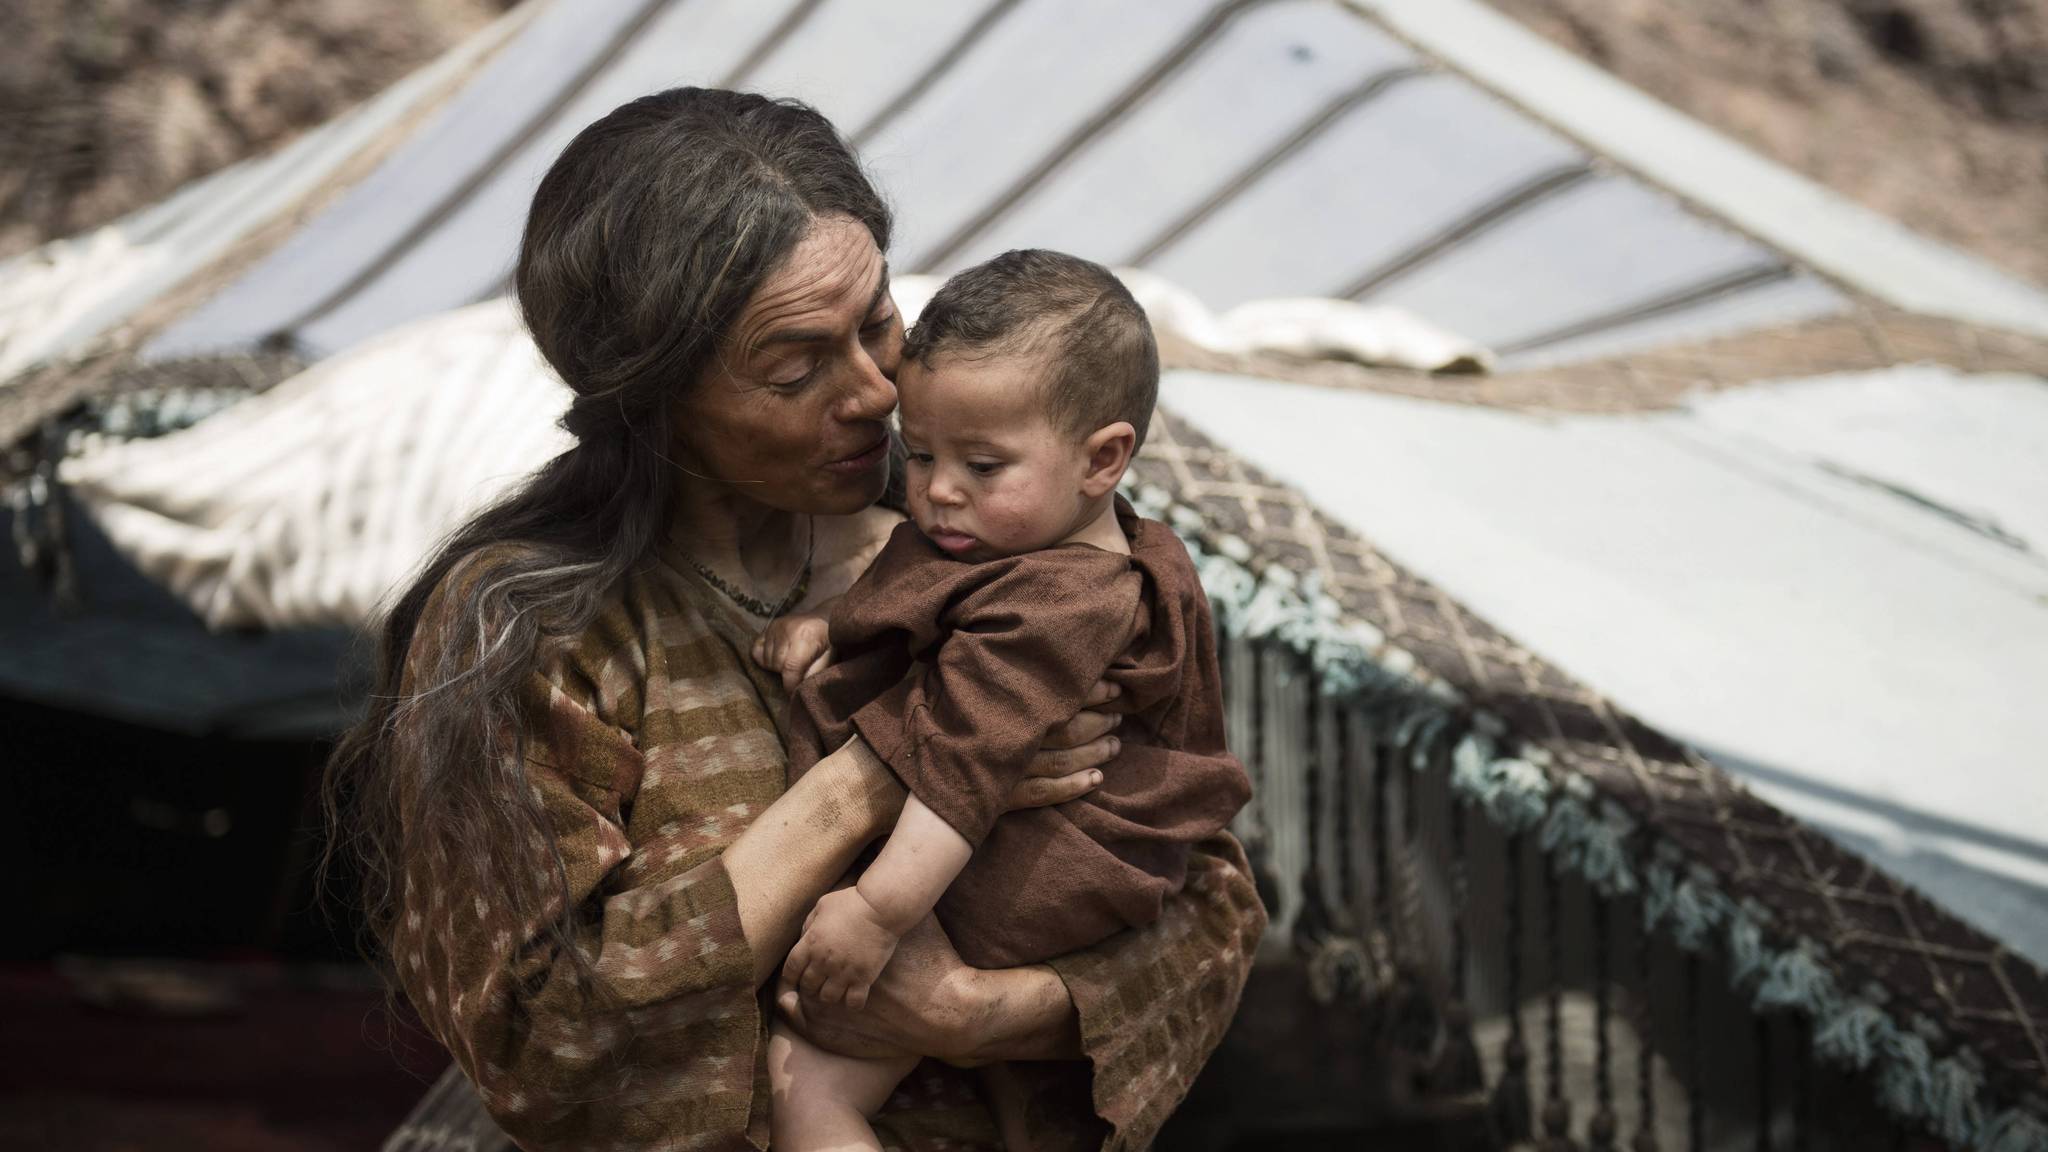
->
[[326, 88, 1264, 1151]]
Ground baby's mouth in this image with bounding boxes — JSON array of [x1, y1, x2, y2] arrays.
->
[[925, 526, 979, 555]]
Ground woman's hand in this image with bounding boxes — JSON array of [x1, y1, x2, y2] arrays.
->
[[775, 913, 1081, 1066], [1010, 678, 1122, 810]]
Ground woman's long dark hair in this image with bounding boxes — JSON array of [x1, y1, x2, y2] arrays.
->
[[322, 89, 892, 984]]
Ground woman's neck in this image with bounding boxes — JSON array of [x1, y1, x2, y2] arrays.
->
[[670, 480, 809, 591]]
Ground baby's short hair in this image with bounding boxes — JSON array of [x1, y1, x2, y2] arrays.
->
[[904, 249, 1159, 446]]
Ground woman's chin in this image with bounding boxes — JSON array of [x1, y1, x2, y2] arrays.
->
[[813, 467, 891, 515]]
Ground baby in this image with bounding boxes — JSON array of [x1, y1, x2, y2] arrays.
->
[[757, 249, 1251, 1151]]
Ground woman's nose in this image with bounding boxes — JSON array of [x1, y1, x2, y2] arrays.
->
[[837, 345, 898, 423]]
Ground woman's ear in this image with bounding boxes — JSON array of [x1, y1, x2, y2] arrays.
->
[[1079, 421, 1138, 498]]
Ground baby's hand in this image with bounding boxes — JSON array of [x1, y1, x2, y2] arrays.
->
[[751, 610, 834, 693], [782, 887, 902, 1009]]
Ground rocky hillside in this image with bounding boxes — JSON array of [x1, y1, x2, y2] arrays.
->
[[0, 0, 517, 262], [1484, 0, 2048, 287]]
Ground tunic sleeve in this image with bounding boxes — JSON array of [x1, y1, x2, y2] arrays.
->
[[850, 554, 1141, 847], [388, 583, 767, 1149], [1044, 830, 1267, 1152]]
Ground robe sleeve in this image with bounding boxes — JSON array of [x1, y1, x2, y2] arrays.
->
[[850, 554, 1140, 847], [1044, 830, 1267, 1152], [387, 579, 767, 1150]]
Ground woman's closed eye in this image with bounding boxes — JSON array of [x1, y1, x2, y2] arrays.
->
[[768, 363, 818, 391], [766, 313, 892, 391], [757, 346, 820, 390]]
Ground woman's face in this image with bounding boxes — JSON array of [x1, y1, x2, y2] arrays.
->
[[672, 213, 902, 516]]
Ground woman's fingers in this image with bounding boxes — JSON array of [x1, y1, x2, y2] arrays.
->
[[1027, 731, 1119, 778], [1034, 678, 1120, 753], [1081, 678, 1121, 709], [1041, 707, 1120, 752], [1008, 767, 1104, 810]]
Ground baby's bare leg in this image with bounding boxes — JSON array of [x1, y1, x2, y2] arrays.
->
[[768, 1018, 918, 1152]]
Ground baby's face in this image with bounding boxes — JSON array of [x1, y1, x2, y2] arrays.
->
[[897, 349, 1097, 563]]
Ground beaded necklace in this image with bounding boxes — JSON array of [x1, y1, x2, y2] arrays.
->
[[683, 516, 814, 620]]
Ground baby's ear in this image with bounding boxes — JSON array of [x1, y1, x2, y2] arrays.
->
[[1079, 421, 1138, 498]]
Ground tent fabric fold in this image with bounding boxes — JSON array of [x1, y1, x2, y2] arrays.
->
[[59, 300, 570, 631]]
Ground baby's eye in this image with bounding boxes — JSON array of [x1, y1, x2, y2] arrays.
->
[[906, 451, 933, 466], [967, 460, 1002, 476]]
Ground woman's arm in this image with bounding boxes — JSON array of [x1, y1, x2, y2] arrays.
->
[[387, 674, 773, 1147], [724, 734, 901, 985], [730, 730, 1113, 989], [773, 910, 1082, 1063], [392, 685, 1109, 1149], [778, 831, 1265, 1149], [783, 792, 973, 1007], [382, 539, 924, 1147], [768, 690, 1140, 1063]]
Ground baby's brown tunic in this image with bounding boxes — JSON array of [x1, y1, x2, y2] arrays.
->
[[787, 498, 1252, 969]]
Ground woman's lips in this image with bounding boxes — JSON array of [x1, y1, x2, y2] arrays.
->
[[926, 528, 979, 555], [823, 435, 889, 475]]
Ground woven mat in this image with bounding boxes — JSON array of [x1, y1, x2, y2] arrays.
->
[[1134, 408, 2048, 1108]]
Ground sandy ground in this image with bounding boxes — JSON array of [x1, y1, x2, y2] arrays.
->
[[0, 0, 516, 263], [1482, 0, 2048, 288]]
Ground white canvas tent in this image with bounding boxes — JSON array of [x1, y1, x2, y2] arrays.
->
[[12, 0, 2004, 376], [152, 0, 1858, 367]]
